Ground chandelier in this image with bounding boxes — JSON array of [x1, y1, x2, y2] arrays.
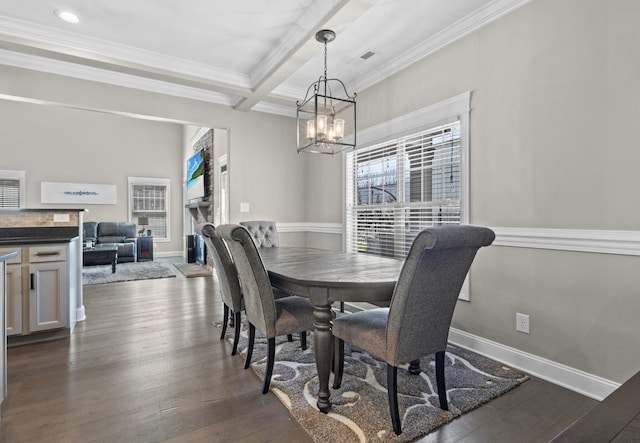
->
[[296, 29, 356, 155]]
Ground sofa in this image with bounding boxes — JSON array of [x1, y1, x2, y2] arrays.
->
[[83, 222, 137, 263]]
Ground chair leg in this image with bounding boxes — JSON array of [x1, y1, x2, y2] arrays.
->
[[339, 301, 345, 313], [387, 364, 402, 435], [435, 350, 448, 410], [287, 334, 293, 342], [332, 338, 344, 389], [262, 337, 276, 394], [231, 311, 241, 356], [244, 323, 255, 369], [300, 331, 307, 350], [220, 304, 229, 340]]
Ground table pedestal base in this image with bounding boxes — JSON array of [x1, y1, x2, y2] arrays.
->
[[311, 290, 334, 413]]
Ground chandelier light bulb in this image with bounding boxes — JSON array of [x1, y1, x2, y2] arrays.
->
[[306, 120, 316, 140], [328, 123, 337, 142], [316, 115, 327, 137], [333, 119, 345, 140]]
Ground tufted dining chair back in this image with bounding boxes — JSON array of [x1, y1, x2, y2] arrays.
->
[[239, 220, 279, 248]]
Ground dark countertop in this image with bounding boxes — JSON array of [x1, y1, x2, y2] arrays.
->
[[0, 227, 80, 246], [0, 237, 79, 246], [0, 208, 87, 214]]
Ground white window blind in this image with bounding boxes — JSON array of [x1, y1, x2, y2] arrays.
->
[[128, 177, 170, 241], [0, 178, 20, 208], [346, 120, 461, 259], [0, 170, 25, 208]]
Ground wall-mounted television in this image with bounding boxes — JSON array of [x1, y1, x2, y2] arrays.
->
[[186, 149, 206, 201]]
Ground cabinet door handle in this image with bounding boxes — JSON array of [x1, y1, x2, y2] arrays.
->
[[30, 272, 34, 290], [35, 251, 60, 257]]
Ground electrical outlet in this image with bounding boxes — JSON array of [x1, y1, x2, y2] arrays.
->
[[240, 202, 250, 213], [516, 313, 530, 334]]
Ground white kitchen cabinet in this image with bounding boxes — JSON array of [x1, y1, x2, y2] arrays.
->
[[28, 245, 68, 332], [1, 244, 71, 336], [0, 248, 22, 336], [1, 251, 17, 422]]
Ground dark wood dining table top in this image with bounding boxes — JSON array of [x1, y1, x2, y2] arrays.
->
[[259, 247, 404, 303]]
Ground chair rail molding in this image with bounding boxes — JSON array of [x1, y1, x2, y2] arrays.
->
[[276, 222, 342, 235], [492, 227, 640, 256], [283, 224, 640, 256]]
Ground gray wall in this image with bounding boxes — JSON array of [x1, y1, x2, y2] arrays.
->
[[1, 0, 638, 386], [0, 100, 184, 253], [347, 0, 640, 383], [0, 67, 303, 253]]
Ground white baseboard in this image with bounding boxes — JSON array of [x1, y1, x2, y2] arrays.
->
[[448, 328, 619, 400], [342, 302, 618, 401], [76, 305, 86, 322], [155, 250, 183, 258]]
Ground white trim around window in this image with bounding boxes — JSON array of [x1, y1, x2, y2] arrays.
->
[[344, 91, 472, 299], [127, 177, 171, 242]]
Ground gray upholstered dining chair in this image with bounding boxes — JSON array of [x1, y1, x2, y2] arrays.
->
[[196, 222, 244, 356], [239, 219, 317, 323], [239, 220, 279, 248], [216, 224, 316, 394], [332, 225, 496, 435]]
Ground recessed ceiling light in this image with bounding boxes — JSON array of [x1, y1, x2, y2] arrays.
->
[[54, 9, 80, 24]]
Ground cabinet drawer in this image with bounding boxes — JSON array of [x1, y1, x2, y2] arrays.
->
[[0, 247, 21, 264], [29, 245, 67, 263]]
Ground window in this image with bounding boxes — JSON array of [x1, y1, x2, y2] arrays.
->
[[0, 170, 26, 208], [346, 92, 470, 260], [128, 177, 170, 241]]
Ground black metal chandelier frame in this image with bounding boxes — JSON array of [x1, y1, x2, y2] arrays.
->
[[296, 29, 357, 155]]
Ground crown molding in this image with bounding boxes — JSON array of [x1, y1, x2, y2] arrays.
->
[[0, 1, 532, 116], [271, 0, 532, 101], [0, 14, 250, 89], [0, 49, 239, 106], [350, 0, 532, 94], [251, 101, 296, 118]]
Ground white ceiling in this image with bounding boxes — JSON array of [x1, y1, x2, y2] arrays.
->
[[0, 0, 529, 117]]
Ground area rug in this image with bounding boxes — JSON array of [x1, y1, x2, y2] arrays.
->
[[173, 262, 212, 278], [217, 321, 528, 442], [82, 261, 177, 285]]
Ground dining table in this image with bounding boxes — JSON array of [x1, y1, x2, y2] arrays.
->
[[259, 246, 405, 413]]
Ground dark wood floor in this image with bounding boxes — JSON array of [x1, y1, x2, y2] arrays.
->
[[0, 268, 597, 442]]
